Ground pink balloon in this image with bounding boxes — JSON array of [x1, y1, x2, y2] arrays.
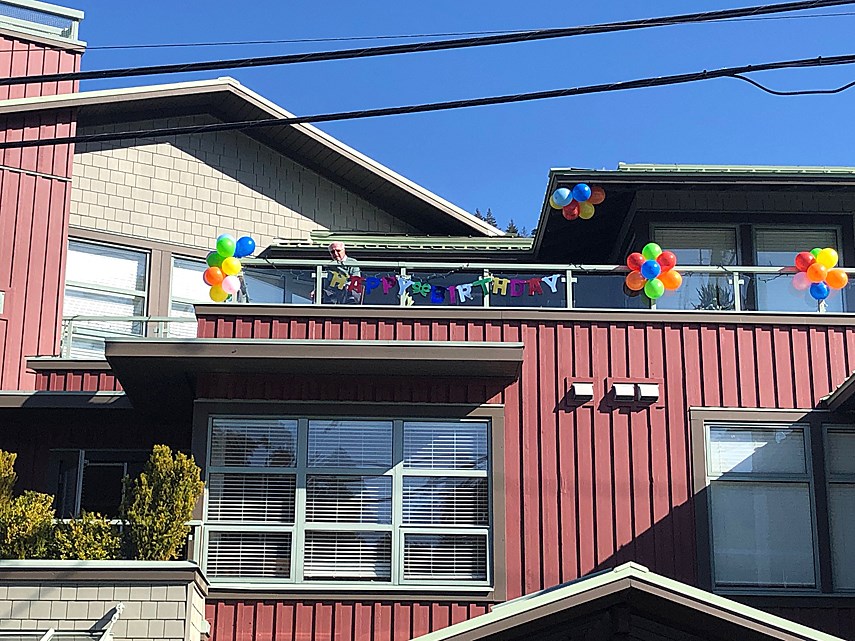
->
[[221, 275, 241, 295], [792, 271, 811, 291]]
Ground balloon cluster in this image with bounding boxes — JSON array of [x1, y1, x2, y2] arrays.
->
[[625, 243, 683, 300], [202, 234, 256, 302], [792, 247, 848, 301], [549, 183, 605, 221]]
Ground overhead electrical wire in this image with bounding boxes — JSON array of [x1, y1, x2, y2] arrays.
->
[[2, 52, 854, 150], [1, 0, 854, 87]]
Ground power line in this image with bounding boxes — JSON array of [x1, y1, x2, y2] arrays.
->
[[2, 0, 853, 87], [2, 52, 853, 150]]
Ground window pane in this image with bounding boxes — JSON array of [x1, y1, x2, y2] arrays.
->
[[171, 257, 209, 303], [306, 475, 391, 524], [755, 228, 839, 267], [243, 267, 290, 304], [827, 430, 855, 475], [710, 482, 815, 587], [829, 484, 855, 590], [708, 426, 806, 475], [404, 421, 488, 470], [403, 477, 488, 525], [80, 463, 124, 517], [207, 473, 296, 524], [64, 288, 146, 333], [210, 419, 297, 468], [403, 533, 488, 581], [206, 531, 291, 579], [654, 273, 736, 311], [303, 531, 391, 580], [653, 227, 738, 266], [66, 240, 148, 291], [166, 301, 198, 338], [307, 420, 392, 468]]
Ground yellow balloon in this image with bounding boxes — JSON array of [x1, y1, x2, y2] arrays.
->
[[817, 247, 839, 269], [221, 256, 242, 276], [579, 202, 595, 219], [209, 285, 228, 302]]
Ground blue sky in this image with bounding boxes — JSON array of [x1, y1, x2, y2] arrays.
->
[[74, 0, 855, 233]]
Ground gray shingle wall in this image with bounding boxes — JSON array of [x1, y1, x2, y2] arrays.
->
[[69, 114, 418, 252]]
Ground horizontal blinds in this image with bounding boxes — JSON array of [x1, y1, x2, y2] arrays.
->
[[210, 419, 298, 468], [206, 531, 292, 579], [403, 534, 487, 581], [307, 420, 393, 468], [303, 531, 391, 580], [207, 473, 296, 524], [653, 227, 738, 266], [306, 475, 391, 524], [66, 240, 148, 291], [708, 426, 806, 476], [402, 477, 488, 525], [171, 257, 210, 303], [403, 422, 488, 470], [63, 288, 145, 334]]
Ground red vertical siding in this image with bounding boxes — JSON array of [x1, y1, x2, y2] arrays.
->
[[0, 34, 80, 390]]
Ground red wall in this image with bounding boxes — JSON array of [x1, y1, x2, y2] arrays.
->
[[0, 34, 80, 390]]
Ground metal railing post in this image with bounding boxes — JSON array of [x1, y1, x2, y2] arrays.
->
[[732, 271, 743, 312]]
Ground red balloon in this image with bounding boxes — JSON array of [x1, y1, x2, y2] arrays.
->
[[795, 251, 816, 272], [203, 266, 224, 286], [562, 202, 580, 220], [589, 186, 606, 205], [626, 252, 646, 272], [656, 251, 677, 272]]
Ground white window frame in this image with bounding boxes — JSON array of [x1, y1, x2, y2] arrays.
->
[[822, 424, 855, 592], [65, 238, 150, 316], [202, 415, 493, 589]]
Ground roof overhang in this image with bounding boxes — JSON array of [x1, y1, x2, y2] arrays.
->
[[0, 390, 130, 409], [105, 338, 524, 415], [822, 371, 855, 412]]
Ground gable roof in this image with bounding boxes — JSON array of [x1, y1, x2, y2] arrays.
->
[[411, 563, 844, 641], [0, 77, 502, 237]]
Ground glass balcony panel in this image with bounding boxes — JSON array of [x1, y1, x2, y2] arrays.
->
[[746, 273, 845, 313], [359, 269, 403, 306], [487, 272, 567, 308], [244, 267, 306, 304], [406, 271, 486, 307], [573, 274, 648, 309], [655, 273, 735, 311]]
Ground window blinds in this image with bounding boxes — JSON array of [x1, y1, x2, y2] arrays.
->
[[403, 534, 488, 581], [207, 473, 296, 524], [403, 421, 488, 470], [303, 531, 392, 580], [308, 420, 393, 468], [206, 531, 292, 579], [403, 477, 488, 525], [653, 227, 738, 266], [210, 419, 298, 468]]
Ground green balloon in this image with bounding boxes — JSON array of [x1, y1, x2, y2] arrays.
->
[[641, 242, 663, 260], [644, 278, 665, 299], [206, 251, 224, 268], [810, 247, 822, 258], [216, 235, 236, 258]]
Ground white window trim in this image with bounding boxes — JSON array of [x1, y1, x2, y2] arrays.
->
[[202, 415, 493, 590]]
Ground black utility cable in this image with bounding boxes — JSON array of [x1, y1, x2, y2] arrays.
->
[[1, 0, 853, 87], [2, 53, 853, 150]]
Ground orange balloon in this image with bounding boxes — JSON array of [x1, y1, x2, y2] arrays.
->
[[625, 271, 646, 291], [589, 186, 606, 205], [659, 270, 683, 291], [807, 263, 828, 283], [826, 268, 849, 290]]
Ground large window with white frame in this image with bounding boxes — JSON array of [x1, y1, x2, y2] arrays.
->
[[203, 416, 491, 587], [169, 256, 210, 337]]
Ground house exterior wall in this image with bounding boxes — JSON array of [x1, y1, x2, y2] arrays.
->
[[69, 115, 419, 251]]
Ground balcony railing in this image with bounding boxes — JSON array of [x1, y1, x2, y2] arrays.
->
[[59, 316, 198, 359]]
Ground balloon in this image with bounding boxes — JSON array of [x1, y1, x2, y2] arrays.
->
[[625, 271, 646, 291], [216, 234, 236, 258], [203, 266, 224, 286], [562, 202, 580, 220], [221, 275, 241, 295], [656, 251, 677, 272], [209, 285, 229, 302], [549, 195, 560, 210], [816, 247, 839, 269], [589, 186, 605, 205], [626, 252, 646, 272], [579, 202, 595, 219], [810, 248, 822, 258], [827, 268, 849, 290], [794, 251, 815, 272], [572, 183, 592, 202], [640, 259, 662, 280], [206, 251, 224, 268], [659, 270, 683, 291], [792, 271, 811, 291], [807, 263, 828, 283], [641, 242, 663, 260], [644, 278, 665, 299], [551, 188, 573, 208], [221, 256, 242, 276], [810, 282, 830, 301], [234, 236, 256, 258]]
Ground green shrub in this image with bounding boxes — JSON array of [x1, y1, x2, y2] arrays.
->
[[0, 450, 17, 505], [0, 491, 55, 559], [121, 445, 204, 560], [53, 512, 121, 560]]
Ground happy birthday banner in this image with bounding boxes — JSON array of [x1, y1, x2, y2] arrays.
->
[[327, 272, 562, 304]]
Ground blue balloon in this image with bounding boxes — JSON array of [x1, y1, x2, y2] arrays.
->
[[552, 188, 573, 207], [572, 183, 592, 202], [810, 282, 830, 301], [640, 260, 661, 280], [234, 236, 256, 258]]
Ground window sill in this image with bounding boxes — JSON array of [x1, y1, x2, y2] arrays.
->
[[206, 581, 497, 601], [715, 590, 855, 605]]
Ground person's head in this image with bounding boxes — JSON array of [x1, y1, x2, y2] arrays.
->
[[329, 242, 347, 262]]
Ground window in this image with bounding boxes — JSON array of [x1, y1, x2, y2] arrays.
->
[[170, 257, 210, 337], [203, 417, 492, 587], [63, 239, 149, 357], [52, 450, 150, 518], [699, 419, 855, 593]]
